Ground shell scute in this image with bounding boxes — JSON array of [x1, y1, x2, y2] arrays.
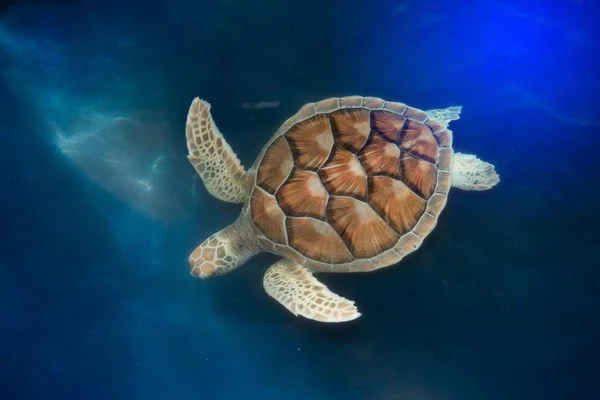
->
[[400, 152, 438, 200], [319, 146, 368, 200], [276, 168, 328, 220], [436, 148, 453, 171], [413, 212, 438, 239], [403, 106, 429, 123], [251, 187, 287, 245], [435, 170, 452, 194], [327, 196, 399, 258], [295, 102, 316, 121], [425, 118, 445, 134], [394, 232, 423, 257], [256, 135, 294, 193], [372, 248, 403, 270], [339, 96, 363, 108], [436, 129, 453, 148], [315, 98, 340, 113], [362, 97, 385, 109], [382, 101, 408, 115], [285, 114, 334, 170], [371, 110, 406, 142], [426, 193, 447, 217], [287, 217, 354, 264], [399, 120, 438, 162], [330, 108, 371, 153], [368, 175, 427, 235], [357, 133, 401, 179]]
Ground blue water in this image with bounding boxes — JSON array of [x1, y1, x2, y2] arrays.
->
[[1, 0, 599, 399]]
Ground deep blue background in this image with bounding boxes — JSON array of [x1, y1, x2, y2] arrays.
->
[[1, 0, 599, 399]]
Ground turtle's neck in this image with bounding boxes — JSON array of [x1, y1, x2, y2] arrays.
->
[[225, 211, 262, 261]]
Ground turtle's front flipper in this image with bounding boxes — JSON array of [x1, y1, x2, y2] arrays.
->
[[452, 153, 500, 191], [186, 97, 251, 203], [425, 105, 462, 127], [263, 260, 361, 323]]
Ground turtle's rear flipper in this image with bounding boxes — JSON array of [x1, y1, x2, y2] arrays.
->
[[425, 106, 462, 127], [186, 97, 251, 203], [263, 259, 361, 323], [452, 153, 500, 191]]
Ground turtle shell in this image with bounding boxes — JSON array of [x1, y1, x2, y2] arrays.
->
[[247, 96, 454, 272]]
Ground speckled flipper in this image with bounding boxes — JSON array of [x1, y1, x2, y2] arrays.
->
[[452, 153, 500, 191], [425, 105, 462, 127], [186, 97, 250, 203], [263, 259, 361, 323]]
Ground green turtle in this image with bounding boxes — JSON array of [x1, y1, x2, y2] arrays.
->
[[186, 96, 499, 323]]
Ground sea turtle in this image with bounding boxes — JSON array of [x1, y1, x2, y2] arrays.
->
[[185, 96, 500, 323]]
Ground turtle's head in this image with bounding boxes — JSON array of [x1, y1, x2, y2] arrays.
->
[[188, 218, 261, 279], [188, 234, 235, 279], [188, 241, 219, 279]]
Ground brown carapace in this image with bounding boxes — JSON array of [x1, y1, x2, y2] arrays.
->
[[250, 96, 452, 269]]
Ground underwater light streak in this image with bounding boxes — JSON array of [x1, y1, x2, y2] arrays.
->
[[485, 0, 591, 46], [501, 87, 600, 127], [50, 111, 196, 220], [0, 15, 196, 221]]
